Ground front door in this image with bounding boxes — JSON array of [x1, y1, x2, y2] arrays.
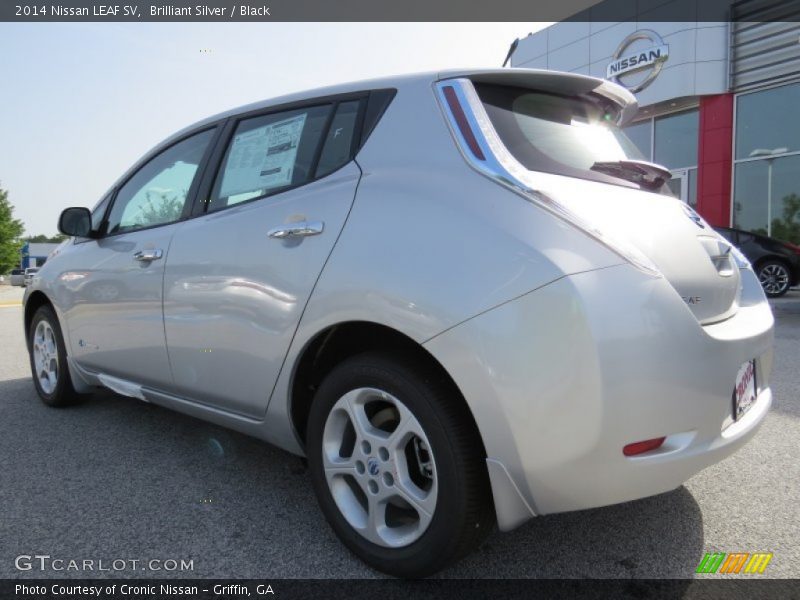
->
[[63, 128, 216, 389], [163, 99, 364, 418]]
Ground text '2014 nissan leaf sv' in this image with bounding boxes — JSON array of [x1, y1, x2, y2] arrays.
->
[[25, 69, 773, 578]]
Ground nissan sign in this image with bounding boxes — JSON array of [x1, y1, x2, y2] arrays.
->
[[607, 30, 669, 93]]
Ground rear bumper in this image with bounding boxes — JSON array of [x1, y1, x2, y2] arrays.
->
[[424, 264, 774, 529]]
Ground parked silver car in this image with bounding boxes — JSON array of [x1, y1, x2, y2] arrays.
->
[[24, 69, 773, 577], [23, 267, 39, 287], [9, 268, 25, 286]]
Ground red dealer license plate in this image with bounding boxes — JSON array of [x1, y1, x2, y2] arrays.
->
[[733, 360, 757, 420]]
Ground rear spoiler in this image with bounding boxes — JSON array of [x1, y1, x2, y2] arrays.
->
[[438, 68, 639, 126]]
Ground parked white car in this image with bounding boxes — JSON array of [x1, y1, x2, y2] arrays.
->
[[24, 69, 773, 577], [9, 268, 25, 286], [22, 267, 39, 287]]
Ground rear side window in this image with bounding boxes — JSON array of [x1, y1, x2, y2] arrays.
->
[[316, 100, 361, 178], [207, 105, 332, 213]]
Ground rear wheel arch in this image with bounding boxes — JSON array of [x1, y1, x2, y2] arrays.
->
[[289, 321, 487, 458]]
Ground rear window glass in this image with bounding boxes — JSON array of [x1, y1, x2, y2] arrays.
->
[[475, 83, 669, 194]]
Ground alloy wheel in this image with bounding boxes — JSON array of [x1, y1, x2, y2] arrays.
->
[[759, 263, 790, 296], [32, 320, 59, 395], [321, 387, 437, 548]]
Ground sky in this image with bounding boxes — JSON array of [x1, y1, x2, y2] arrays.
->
[[0, 22, 548, 235]]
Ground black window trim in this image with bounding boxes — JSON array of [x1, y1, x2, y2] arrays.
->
[[88, 87, 396, 233], [96, 123, 225, 239], [192, 88, 395, 218], [72, 191, 114, 245], [359, 88, 397, 149]]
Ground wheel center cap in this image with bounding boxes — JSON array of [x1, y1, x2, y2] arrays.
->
[[367, 458, 380, 476]]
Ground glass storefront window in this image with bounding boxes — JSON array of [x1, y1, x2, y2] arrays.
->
[[733, 161, 767, 233], [624, 121, 652, 160], [736, 82, 800, 160], [654, 110, 699, 170], [664, 167, 697, 206], [666, 176, 681, 198], [733, 154, 800, 244]]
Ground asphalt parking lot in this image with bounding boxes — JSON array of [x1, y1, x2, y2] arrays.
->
[[1, 284, 798, 579]]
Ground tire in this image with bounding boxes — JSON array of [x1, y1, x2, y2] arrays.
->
[[306, 352, 494, 578], [757, 260, 791, 298], [28, 305, 84, 407]]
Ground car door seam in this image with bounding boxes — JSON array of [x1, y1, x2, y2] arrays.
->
[[261, 160, 365, 418]]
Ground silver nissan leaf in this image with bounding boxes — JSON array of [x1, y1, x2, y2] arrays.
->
[[24, 69, 773, 577]]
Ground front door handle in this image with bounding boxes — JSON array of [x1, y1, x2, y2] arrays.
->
[[268, 220, 324, 239], [133, 249, 164, 262]]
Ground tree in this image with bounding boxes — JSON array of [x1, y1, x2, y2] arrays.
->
[[0, 185, 25, 274], [135, 190, 185, 227], [26, 233, 68, 243], [770, 193, 800, 245]]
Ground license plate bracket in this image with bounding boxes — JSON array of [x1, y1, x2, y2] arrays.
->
[[733, 360, 757, 420]]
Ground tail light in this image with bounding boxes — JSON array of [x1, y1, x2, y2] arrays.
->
[[441, 85, 485, 161], [783, 241, 800, 255]]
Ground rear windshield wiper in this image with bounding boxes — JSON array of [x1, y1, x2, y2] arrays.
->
[[590, 159, 671, 191]]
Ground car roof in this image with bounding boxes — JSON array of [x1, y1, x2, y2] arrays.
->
[[169, 68, 637, 143], [103, 68, 637, 202]]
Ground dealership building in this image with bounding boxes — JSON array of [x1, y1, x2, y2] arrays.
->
[[511, 0, 800, 243], [20, 242, 59, 269]]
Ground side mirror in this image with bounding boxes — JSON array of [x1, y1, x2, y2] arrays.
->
[[58, 207, 93, 238]]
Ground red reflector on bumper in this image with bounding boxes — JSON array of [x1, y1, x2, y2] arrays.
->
[[623, 437, 666, 456]]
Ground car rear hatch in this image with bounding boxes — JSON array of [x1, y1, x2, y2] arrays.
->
[[436, 70, 741, 325]]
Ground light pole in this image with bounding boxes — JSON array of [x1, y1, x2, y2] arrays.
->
[[749, 147, 788, 237]]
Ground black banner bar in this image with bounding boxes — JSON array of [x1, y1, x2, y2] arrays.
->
[[3, 0, 800, 22], [3, 579, 800, 600]]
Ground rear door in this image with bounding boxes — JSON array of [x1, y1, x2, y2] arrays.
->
[[163, 97, 366, 418], [62, 128, 217, 389]]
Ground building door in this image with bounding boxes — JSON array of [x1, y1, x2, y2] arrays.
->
[[668, 169, 689, 203]]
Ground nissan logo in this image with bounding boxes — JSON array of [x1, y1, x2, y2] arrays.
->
[[607, 30, 669, 93], [367, 458, 380, 476]]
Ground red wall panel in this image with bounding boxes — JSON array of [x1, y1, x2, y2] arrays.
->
[[696, 94, 734, 227]]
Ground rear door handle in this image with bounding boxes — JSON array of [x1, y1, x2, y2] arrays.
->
[[133, 249, 164, 262], [268, 220, 324, 239]]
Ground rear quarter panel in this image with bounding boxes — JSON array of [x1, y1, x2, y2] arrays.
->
[[264, 76, 623, 452]]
